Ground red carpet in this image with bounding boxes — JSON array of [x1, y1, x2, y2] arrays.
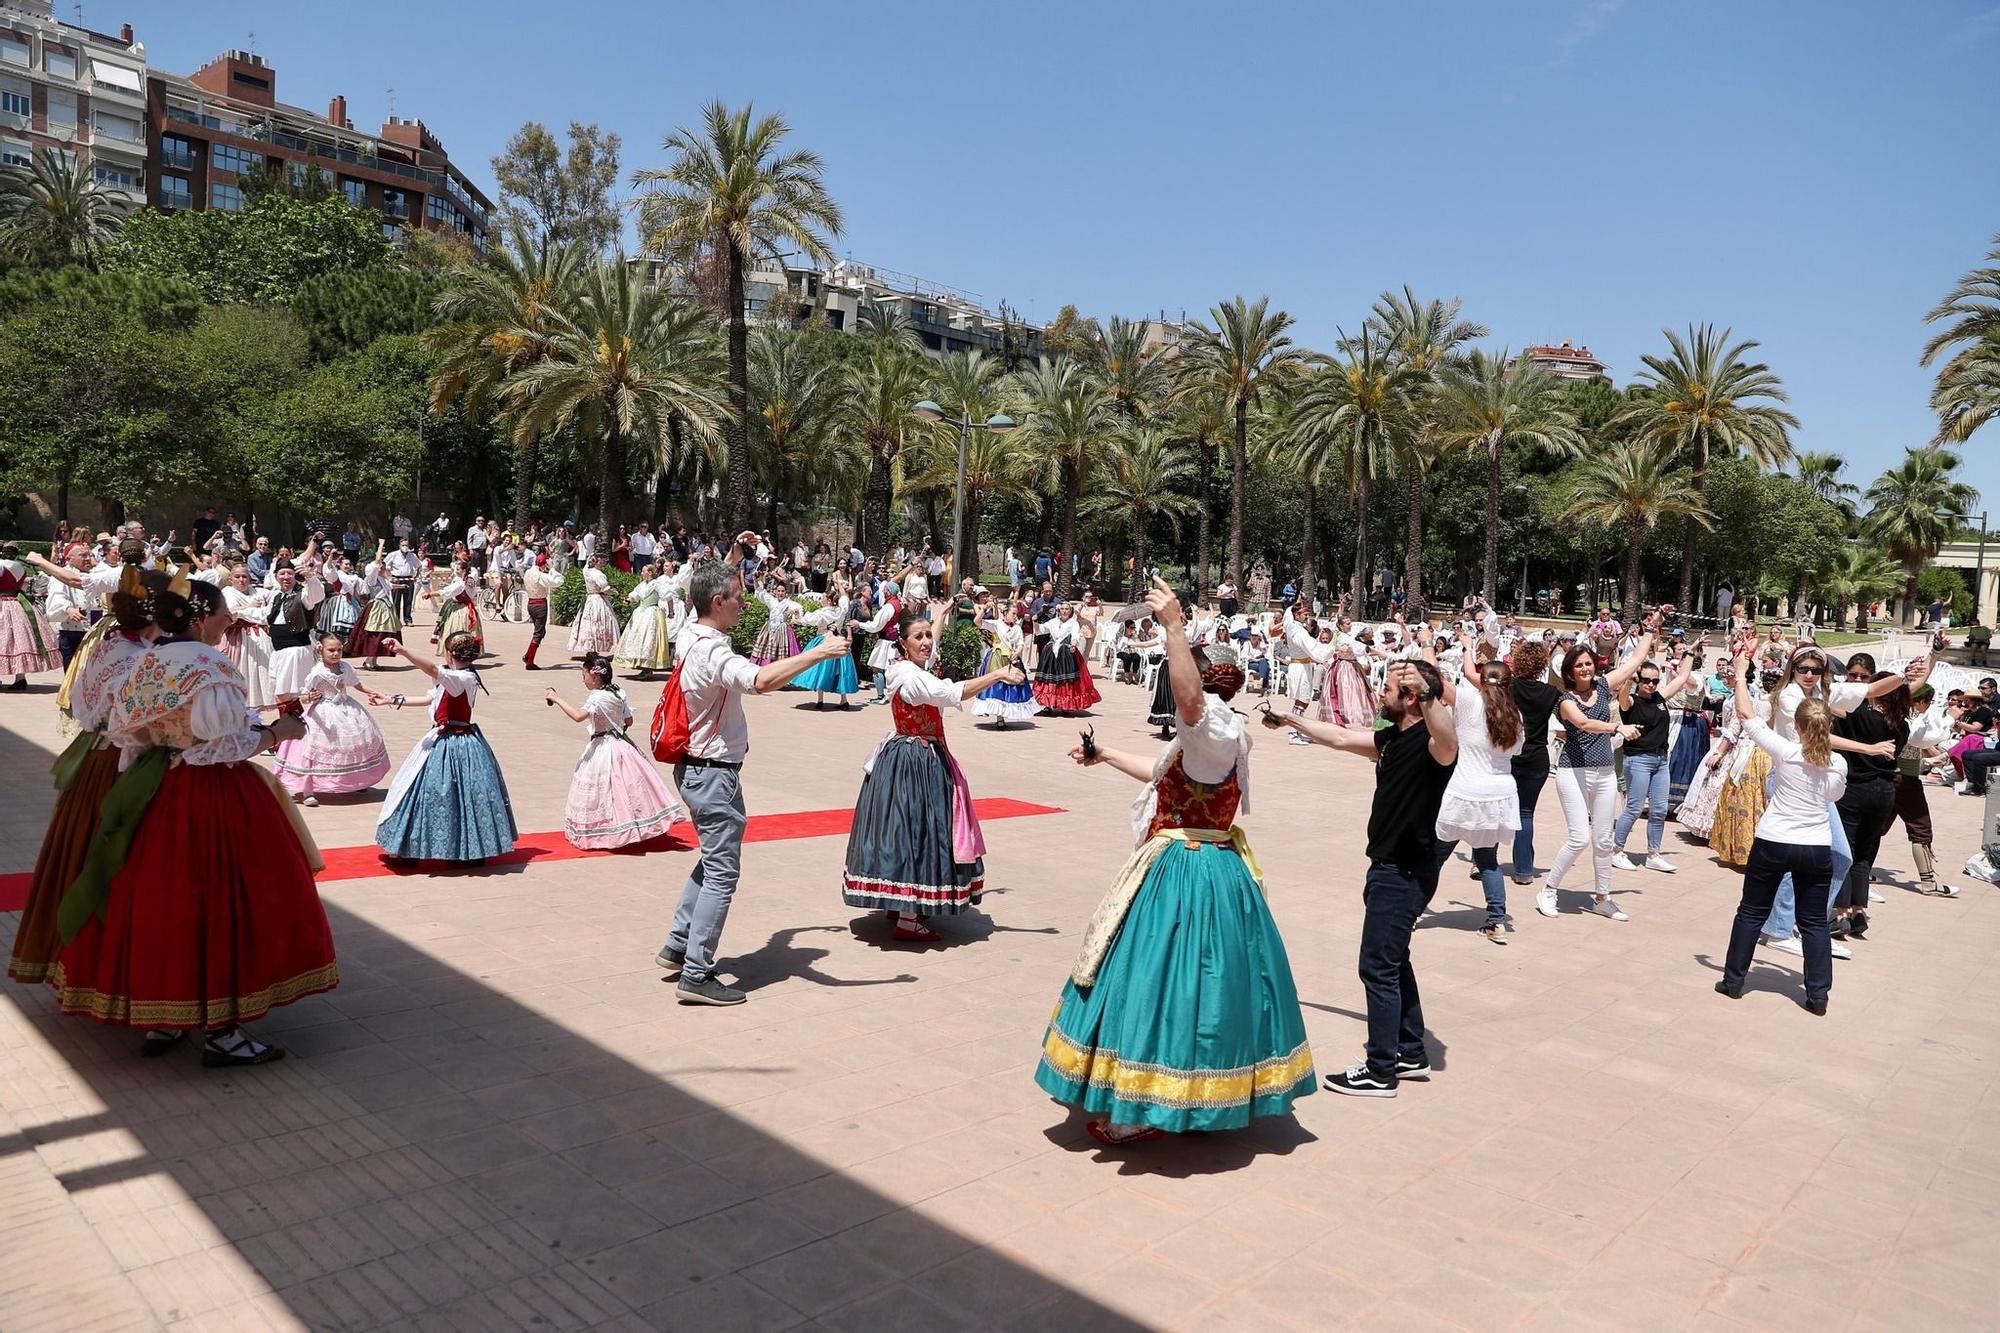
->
[[0, 797, 1065, 909]]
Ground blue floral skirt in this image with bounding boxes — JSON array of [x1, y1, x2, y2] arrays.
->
[[1035, 840, 1315, 1132], [375, 727, 518, 861]]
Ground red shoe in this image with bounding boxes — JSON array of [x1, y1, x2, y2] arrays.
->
[[1086, 1121, 1164, 1146], [892, 920, 943, 943]]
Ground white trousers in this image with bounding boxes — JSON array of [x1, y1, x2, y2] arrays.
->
[[1548, 765, 1618, 894]]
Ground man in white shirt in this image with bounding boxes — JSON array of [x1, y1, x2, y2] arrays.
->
[[577, 527, 597, 563], [464, 515, 490, 577], [521, 552, 562, 669], [392, 511, 413, 544], [43, 540, 100, 665], [630, 523, 659, 565], [657, 537, 852, 1007], [384, 537, 423, 622]]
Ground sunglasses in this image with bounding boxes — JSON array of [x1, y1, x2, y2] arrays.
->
[[1638, 676, 1661, 685], [1793, 664, 1824, 676]]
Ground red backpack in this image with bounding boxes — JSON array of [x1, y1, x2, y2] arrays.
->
[[649, 659, 692, 762]]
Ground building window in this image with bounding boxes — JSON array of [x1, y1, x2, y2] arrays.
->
[[0, 86, 25, 119], [382, 221, 402, 241], [381, 187, 409, 219], [92, 110, 141, 143], [1, 139, 29, 167], [0, 33, 27, 68], [288, 159, 308, 189], [426, 193, 448, 223], [342, 177, 364, 206], [212, 143, 263, 175], [92, 163, 139, 190], [160, 134, 197, 170], [46, 90, 76, 132], [43, 46, 75, 79], [160, 172, 191, 210], [210, 181, 244, 212]]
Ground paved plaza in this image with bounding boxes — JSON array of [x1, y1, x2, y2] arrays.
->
[[2, 616, 1998, 1332]]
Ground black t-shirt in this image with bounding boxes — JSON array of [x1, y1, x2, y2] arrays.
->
[[1625, 692, 1669, 756], [1965, 703, 1995, 735], [1367, 719, 1456, 868], [1511, 680, 1561, 769], [1835, 699, 1904, 786]]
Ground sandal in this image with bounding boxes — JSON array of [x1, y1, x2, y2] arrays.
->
[[1481, 923, 1509, 946], [1087, 1120, 1165, 1146], [140, 1029, 187, 1058], [202, 1030, 286, 1067], [892, 919, 943, 943]]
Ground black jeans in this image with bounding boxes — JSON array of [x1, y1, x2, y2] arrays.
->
[[1964, 746, 2000, 795], [527, 598, 548, 645], [1724, 839, 1833, 1002], [1358, 853, 1442, 1075], [1835, 780, 1895, 909], [1510, 751, 1551, 873], [391, 580, 416, 623]]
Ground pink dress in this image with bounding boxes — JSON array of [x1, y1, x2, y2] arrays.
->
[[563, 687, 683, 848], [0, 560, 61, 675], [274, 661, 391, 796]]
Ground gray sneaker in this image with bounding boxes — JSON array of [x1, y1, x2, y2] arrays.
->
[[654, 946, 685, 978], [677, 975, 746, 1006]]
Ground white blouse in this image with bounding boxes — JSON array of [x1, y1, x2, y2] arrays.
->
[[1744, 716, 1848, 845]]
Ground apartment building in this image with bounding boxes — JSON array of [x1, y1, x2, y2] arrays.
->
[[0, 1, 147, 198], [145, 49, 491, 246], [1518, 340, 1610, 382]]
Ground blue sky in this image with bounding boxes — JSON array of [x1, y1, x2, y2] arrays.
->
[[141, 1, 2000, 510]]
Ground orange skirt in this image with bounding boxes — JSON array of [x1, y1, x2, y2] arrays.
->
[[7, 743, 120, 985]]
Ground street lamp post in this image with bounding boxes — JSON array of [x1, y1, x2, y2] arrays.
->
[[911, 400, 1017, 581], [1975, 511, 1989, 625]]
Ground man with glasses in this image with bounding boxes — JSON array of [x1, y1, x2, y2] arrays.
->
[[1611, 645, 1700, 873]]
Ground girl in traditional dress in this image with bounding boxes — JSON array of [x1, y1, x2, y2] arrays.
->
[[0, 544, 62, 689], [8, 562, 159, 986], [1676, 716, 1737, 841], [568, 557, 617, 658], [972, 606, 1037, 728], [1032, 602, 1101, 716], [1710, 710, 1773, 867], [274, 634, 393, 806], [375, 632, 518, 864], [1436, 652, 1526, 944], [790, 580, 859, 709], [347, 539, 403, 670], [841, 606, 1025, 941], [1036, 584, 1314, 1146], [750, 578, 803, 666], [614, 563, 676, 678], [265, 559, 326, 704], [48, 576, 336, 1066], [545, 654, 684, 849], [316, 559, 363, 640], [433, 562, 485, 657], [221, 565, 277, 708]]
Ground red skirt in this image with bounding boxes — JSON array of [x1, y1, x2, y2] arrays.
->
[[7, 743, 120, 985], [1032, 655, 1102, 713], [49, 762, 339, 1029]]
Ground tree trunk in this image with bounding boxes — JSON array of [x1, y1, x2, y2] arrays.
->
[[1229, 400, 1247, 590], [1035, 489, 1056, 552], [599, 429, 623, 546], [1624, 517, 1645, 617], [724, 245, 753, 531], [1195, 435, 1215, 600], [1904, 568, 1921, 629], [1483, 440, 1501, 603], [1131, 518, 1148, 602], [1404, 468, 1425, 617], [1351, 460, 1370, 609], [1300, 477, 1318, 594], [56, 473, 69, 526], [764, 458, 781, 539], [513, 432, 539, 534], [863, 448, 893, 560], [1678, 427, 1706, 608], [1060, 457, 1082, 591]]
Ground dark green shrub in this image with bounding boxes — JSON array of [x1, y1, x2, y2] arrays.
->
[[938, 622, 984, 681]]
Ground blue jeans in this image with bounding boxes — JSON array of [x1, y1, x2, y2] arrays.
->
[[1764, 800, 1851, 939], [1358, 853, 1443, 1075], [1613, 752, 1671, 855], [663, 762, 748, 984], [1511, 753, 1549, 873]]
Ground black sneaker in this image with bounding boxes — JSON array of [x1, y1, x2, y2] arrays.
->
[[1393, 1053, 1433, 1080], [1323, 1062, 1397, 1098], [677, 975, 746, 1006], [655, 946, 685, 978]]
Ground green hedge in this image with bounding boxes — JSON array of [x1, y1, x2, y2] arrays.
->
[[939, 621, 984, 681]]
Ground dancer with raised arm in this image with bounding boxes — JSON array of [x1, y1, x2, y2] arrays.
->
[[374, 633, 518, 865], [0, 544, 62, 690], [971, 603, 1037, 728], [273, 633, 393, 806], [1032, 601, 1101, 716], [614, 563, 677, 679], [547, 653, 684, 849], [840, 603, 1025, 941], [347, 539, 403, 671], [265, 558, 326, 705], [569, 556, 618, 659], [789, 577, 860, 709], [1036, 578, 1314, 1143]]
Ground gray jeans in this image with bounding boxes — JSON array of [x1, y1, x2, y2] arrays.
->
[[664, 762, 748, 984]]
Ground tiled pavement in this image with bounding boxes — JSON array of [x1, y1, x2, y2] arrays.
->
[[2, 617, 1997, 1331]]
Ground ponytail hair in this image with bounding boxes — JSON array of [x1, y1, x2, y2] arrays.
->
[[1479, 675, 1522, 750], [1794, 697, 1832, 767]]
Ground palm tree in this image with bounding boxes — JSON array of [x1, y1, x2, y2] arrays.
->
[[426, 223, 584, 531], [1922, 234, 2000, 443], [1091, 315, 1170, 421], [1290, 328, 1427, 607], [1861, 447, 1979, 626], [747, 328, 844, 534], [1017, 357, 1119, 580], [906, 399, 1036, 580], [844, 339, 929, 553], [1562, 440, 1715, 617], [1812, 543, 1903, 631], [1082, 429, 1201, 599], [1432, 351, 1584, 601], [1793, 450, 1859, 516], [0, 147, 133, 270], [1614, 324, 1798, 605], [1173, 297, 1309, 590], [1168, 385, 1231, 598], [632, 102, 843, 529], [920, 349, 1009, 573], [503, 262, 727, 540], [1269, 374, 1336, 594], [857, 303, 923, 354]]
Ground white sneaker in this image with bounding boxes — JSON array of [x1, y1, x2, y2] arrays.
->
[[1956, 781, 1974, 796], [1586, 895, 1627, 921], [1535, 887, 1559, 918], [1761, 934, 1803, 956], [1868, 888, 1885, 904], [1644, 854, 1677, 874], [1831, 941, 1852, 960], [1611, 852, 1640, 872]]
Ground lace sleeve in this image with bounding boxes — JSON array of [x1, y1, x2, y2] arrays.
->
[[182, 679, 264, 765]]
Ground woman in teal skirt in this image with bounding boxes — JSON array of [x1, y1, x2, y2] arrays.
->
[[1036, 581, 1314, 1146]]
